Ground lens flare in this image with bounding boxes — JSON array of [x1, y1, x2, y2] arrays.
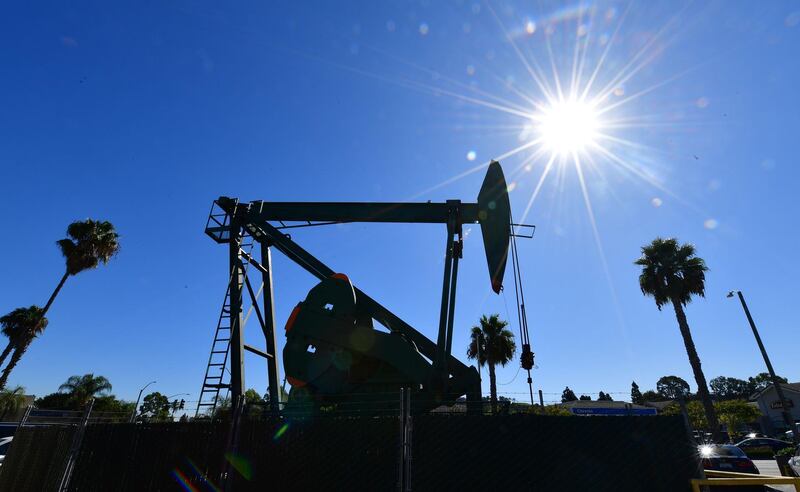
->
[[273, 422, 290, 441], [171, 469, 200, 492], [224, 452, 254, 480]]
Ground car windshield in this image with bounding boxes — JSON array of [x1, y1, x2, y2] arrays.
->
[[700, 445, 745, 458]]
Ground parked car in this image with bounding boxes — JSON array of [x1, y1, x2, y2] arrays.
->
[[699, 444, 760, 474], [735, 438, 794, 459], [0, 436, 13, 465], [789, 445, 800, 478]]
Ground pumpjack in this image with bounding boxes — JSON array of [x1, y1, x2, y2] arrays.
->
[[196, 161, 532, 416]]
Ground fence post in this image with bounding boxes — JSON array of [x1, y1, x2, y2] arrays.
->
[[16, 404, 32, 430], [58, 398, 94, 492], [222, 395, 246, 492], [398, 388, 412, 492]]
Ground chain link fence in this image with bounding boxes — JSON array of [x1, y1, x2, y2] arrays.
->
[[0, 396, 702, 491]]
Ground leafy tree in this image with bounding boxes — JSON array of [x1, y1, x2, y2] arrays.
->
[[0, 307, 48, 390], [657, 376, 690, 400], [579, 395, 592, 401], [710, 376, 750, 401], [35, 392, 74, 410], [663, 400, 708, 430], [93, 395, 134, 415], [264, 387, 288, 406], [35, 389, 130, 415], [58, 374, 112, 407], [0, 386, 27, 420], [598, 391, 613, 401], [539, 405, 574, 416], [139, 392, 170, 421], [664, 399, 761, 436], [209, 395, 233, 420], [561, 386, 578, 403], [635, 238, 721, 440], [641, 390, 660, 402], [244, 389, 264, 405], [467, 314, 516, 414], [748, 372, 787, 394], [716, 400, 762, 440], [631, 381, 644, 404]]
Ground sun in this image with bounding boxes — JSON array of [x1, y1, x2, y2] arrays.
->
[[534, 98, 601, 157]]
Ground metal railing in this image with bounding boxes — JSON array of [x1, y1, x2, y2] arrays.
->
[[691, 469, 800, 491]]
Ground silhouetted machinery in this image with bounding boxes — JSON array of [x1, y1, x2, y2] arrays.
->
[[196, 161, 533, 416]]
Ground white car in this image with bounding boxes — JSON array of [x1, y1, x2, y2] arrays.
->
[[789, 445, 800, 477], [0, 436, 12, 465]]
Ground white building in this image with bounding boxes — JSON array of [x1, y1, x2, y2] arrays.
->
[[751, 383, 800, 435]]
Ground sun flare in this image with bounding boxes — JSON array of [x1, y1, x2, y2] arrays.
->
[[535, 98, 601, 157]]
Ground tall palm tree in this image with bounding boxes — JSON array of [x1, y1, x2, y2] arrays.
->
[[635, 237, 721, 440], [0, 307, 48, 389], [43, 219, 120, 316], [58, 374, 112, 407], [467, 314, 516, 414], [0, 307, 35, 368], [0, 385, 27, 420]]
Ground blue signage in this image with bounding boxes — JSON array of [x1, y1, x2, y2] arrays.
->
[[570, 407, 657, 416]]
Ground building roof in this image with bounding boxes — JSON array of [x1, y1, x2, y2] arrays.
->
[[561, 400, 653, 410], [642, 400, 675, 410], [750, 382, 800, 401]]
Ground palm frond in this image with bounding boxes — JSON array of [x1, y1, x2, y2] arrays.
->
[[634, 237, 708, 309], [59, 219, 120, 275]]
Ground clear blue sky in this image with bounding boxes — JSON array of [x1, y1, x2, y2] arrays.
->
[[1, 1, 798, 406]]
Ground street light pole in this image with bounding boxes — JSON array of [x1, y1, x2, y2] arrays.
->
[[130, 380, 156, 424], [728, 291, 797, 443]]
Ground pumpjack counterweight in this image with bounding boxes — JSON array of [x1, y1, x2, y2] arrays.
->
[[200, 161, 515, 415]]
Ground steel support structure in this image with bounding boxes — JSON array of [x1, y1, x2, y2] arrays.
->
[[227, 218, 245, 406], [261, 245, 281, 412], [203, 205, 283, 414], [433, 201, 463, 393], [203, 161, 514, 414]]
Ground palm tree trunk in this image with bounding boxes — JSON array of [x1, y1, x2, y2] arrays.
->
[[0, 339, 31, 391], [42, 271, 69, 317], [488, 362, 498, 415], [0, 341, 14, 370], [671, 297, 721, 441]]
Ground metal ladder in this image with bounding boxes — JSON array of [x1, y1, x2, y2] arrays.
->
[[195, 233, 254, 417]]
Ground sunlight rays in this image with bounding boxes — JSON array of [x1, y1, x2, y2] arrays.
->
[[312, 1, 702, 250]]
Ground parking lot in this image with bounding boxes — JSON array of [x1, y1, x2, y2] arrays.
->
[[753, 460, 795, 492]]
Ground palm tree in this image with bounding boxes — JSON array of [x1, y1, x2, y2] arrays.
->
[[467, 314, 516, 414], [43, 219, 120, 316], [0, 307, 48, 390], [58, 374, 112, 407], [0, 385, 27, 421], [0, 221, 118, 390], [0, 307, 36, 368], [635, 237, 721, 440]]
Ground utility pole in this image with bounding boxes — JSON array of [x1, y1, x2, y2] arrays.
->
[[728, 291, 797, 443]]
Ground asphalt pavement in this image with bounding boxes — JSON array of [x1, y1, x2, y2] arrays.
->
[[753, 460, 795, 492]]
